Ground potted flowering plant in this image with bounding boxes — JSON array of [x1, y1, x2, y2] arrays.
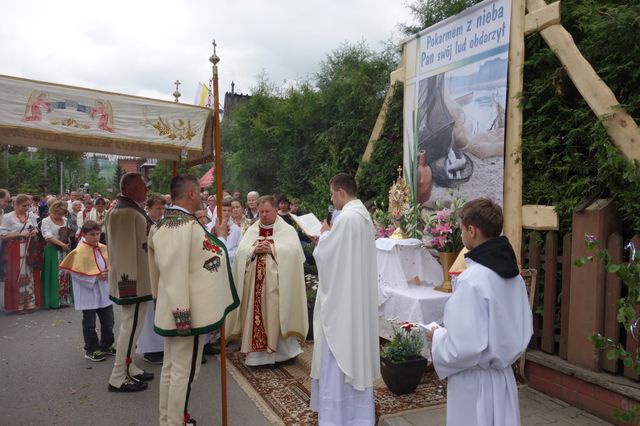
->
[[424, 198, 465, 292], [380, 320, 428, 395]]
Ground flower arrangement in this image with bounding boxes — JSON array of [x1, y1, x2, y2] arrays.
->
[[305, 274, 318, 305], [373, 201, 426, 240], [372, 202, 396, 239], [424, 198, 464, 252], [399, 202, 424, 240], [381, 319, 425, 362]]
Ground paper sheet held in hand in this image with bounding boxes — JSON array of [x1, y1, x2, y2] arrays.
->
[[418, 321, 443, 331]]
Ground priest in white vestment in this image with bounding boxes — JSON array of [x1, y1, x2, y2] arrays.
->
[[427, 198, 533, 426], [310, 173, 380, 426], [227, 195, 308, 366]]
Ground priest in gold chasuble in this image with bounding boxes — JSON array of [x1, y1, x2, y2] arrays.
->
[[227, 195, 308, 366]]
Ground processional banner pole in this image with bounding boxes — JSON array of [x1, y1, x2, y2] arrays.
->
[[210, 39, 228, 426]]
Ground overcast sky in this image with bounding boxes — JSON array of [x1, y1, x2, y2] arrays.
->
[[1, 0, 415, 104]]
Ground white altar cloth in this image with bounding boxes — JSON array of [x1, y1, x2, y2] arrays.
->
[[376, 238, 451, 360], [378, 286, 452, 360], [376, 238, 443, 304]]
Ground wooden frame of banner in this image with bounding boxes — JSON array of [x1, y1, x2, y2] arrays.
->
[[361, 0, 640, 263], [502, 0, 526, 260]]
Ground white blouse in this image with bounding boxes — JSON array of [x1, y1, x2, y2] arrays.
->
[[41, 216, 68, 241], [88, 209, 107, 231], [0, 211, 38, 236]]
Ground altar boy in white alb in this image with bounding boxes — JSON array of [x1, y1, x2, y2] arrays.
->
[[310, 173, 380, 426], [426, 198, 533, 426]]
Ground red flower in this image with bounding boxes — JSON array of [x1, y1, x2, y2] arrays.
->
[[400, 322, 414, 332]]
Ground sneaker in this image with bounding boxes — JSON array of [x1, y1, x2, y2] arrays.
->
[[143, 352, 164, 365], [101, 346, 116, 356], [85, 351, 107, 362]]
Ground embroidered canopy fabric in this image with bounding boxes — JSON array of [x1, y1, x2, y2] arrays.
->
[[0, 75, 214, 164]]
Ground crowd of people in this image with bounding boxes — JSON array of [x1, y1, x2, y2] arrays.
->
[[1, 172, 533, 426], [0, 185, 285, 315]]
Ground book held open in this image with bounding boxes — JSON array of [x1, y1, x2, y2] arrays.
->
[[290, 213, 322, 237]]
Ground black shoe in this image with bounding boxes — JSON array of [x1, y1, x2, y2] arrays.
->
[[132, 371, 154, 382], [108, 381, 148, 392], [277, 357, 297, 367], [203, 342, 220, 355], [143, 352, 164, 365]]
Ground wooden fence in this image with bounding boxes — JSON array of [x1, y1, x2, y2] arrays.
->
[[522, 210, 640, 379]]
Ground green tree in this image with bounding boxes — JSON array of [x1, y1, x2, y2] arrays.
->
[[221, 42, 397, 215], [358, 83, 404, 206], [112, 164, 124, 194], [401, 0, 483, 33]]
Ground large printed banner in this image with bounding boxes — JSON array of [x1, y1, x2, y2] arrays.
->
[[0, 75, 213, 162], [403, 0, 511, 208]]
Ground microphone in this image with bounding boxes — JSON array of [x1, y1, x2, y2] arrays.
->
[[327, 205, 335, 226]]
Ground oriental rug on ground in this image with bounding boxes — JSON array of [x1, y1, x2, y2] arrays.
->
[[225, 340, 447, 425]]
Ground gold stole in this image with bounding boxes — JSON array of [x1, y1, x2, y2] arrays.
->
[[239, 236, 280, 354]]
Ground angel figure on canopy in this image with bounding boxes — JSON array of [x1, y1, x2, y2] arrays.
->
[[90, 100, 114, 132], [22, 90, 52, 122]]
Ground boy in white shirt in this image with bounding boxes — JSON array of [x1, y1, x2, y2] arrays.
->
[[60, 221, 114, 362], [426, 198, 533, 426]]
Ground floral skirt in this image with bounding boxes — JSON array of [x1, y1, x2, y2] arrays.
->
[[41, 244, 73, 309], [3, 240, 41, 312]]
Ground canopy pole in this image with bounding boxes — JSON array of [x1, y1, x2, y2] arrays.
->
[[210, 39, 228, 426]]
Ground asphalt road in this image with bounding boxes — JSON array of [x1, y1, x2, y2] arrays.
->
[[0, 302, 271, 426]]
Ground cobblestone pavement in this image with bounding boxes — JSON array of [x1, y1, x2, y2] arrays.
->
[[381, 386, 613, 426]]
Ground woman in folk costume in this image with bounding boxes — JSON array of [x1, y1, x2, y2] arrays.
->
[[148, 174, 239, 426], [59, 220, 114, 362], [0, 194, 41, 312], [136, 193, 167, 365], [227, 195, 308, 367], [41, 200, 73, 308]]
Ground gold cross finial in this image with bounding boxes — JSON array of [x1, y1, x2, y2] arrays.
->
[[209, 39, 220, 66], [173, 80, 181, 103]]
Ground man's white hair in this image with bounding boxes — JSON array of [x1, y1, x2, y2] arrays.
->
[[247, 191, 260, 199]]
